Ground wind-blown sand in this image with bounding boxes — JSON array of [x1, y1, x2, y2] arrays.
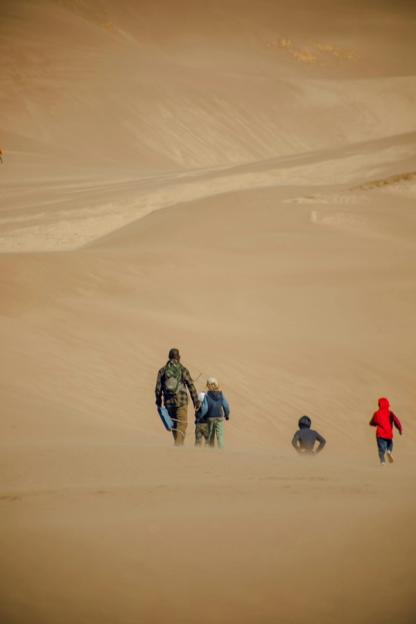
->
[[1, 1, 416, 623]]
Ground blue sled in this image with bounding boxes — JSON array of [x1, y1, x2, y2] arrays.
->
[[158, 406, 174, 431]]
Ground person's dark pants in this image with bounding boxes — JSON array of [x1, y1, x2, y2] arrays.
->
[[167, 405, 188, 446], [195, 422, 209, 446], [377, 437, 393, 463]]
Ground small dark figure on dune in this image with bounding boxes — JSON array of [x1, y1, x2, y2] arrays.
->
[[292, 416, 326, 455]]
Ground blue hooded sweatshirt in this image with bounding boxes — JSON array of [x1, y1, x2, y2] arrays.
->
[[197, 391, 230, 423]]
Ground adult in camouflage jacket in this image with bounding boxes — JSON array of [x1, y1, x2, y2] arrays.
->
[[155, 348, 200, 446]]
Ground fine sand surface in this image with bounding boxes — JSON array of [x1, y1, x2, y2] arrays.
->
[[1, 1, 416, 623]]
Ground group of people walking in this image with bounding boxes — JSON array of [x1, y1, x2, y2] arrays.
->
[[155, 348, 230, 449], [155, 348, 403, 463]]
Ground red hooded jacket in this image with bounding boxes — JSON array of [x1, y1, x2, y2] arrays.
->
[[370, 398, 402, 439]]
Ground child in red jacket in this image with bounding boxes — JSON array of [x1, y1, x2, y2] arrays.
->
[[370, 398, 402, 465]]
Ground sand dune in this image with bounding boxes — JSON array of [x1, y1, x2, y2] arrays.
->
[[2, 0, 416, 170], [1, 130, 416, 252], [1, 1, 416, 623]]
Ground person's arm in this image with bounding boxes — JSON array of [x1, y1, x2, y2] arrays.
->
[[391, 412, 402, 435], [292, 431, 301, 452], [369, 413, 377, 427], [314, 431, 326, 453], [155, 369, 163, 407], [182, 367, 200, 409], [196, 397, 208, 422], [222, 396, 230, 420]]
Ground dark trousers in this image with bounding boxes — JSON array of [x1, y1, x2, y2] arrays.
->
[[377, 437, 393, 463], [195, 422, 209, 446]]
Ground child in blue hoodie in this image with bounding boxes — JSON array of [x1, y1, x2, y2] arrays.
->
[[196, 377, 230, 449]]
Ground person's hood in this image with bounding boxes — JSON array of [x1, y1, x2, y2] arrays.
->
[[298, 415, 312, 429], [378, 397, 390, 410], [207, 390, 222, 402]]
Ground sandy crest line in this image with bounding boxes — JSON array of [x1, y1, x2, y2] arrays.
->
[[0, 140, 414, 253]]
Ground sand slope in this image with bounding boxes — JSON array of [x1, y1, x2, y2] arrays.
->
[[1, 1, 416, 623]]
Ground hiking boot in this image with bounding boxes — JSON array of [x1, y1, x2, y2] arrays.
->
[[386, 451, 394, 463]]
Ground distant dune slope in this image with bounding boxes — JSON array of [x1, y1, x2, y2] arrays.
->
[[1, 0, 415, 169], [1, 130, 416, 252]]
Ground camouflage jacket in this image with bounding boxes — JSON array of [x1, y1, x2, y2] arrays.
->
[[155, 361, 199, 409]]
